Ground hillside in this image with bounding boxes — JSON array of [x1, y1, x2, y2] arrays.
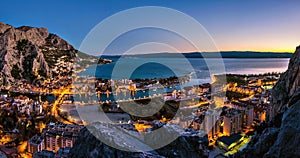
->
[[0, 22, 98, 85]]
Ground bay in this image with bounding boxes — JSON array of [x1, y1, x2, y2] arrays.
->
[[79, 58, 289, 85]]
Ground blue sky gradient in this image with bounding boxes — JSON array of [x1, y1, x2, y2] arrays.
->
[[1, 0, 299, 54]]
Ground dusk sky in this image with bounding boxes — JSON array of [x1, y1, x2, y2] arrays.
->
[[1, 0, 299, 54]]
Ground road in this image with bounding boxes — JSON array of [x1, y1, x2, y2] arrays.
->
[[51, 85, 77, 125]]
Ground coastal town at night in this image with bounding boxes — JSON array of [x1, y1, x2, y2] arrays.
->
[[0, 67, 282, 157], [1, 1, 300, 158]]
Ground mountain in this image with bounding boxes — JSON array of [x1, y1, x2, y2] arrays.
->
[[101, 51, 293, 59], [0, 22, 98, 85], [240, 46, 300, 157]]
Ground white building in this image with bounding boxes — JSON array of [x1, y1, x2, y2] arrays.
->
[[223, 109, 242, 136], [203, 110, 221, 138], [28, 135, 45, 154]]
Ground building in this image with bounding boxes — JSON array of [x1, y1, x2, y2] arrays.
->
[[223, 109, 242, 136], [42, 123, 82, 152], [231, 102, 254, 128], [203, 109, 221, 138], [242, 106, 254, 127], [28, 135, 45, 154], [30, 101, 43, 114], [13, 98, 43, 115]]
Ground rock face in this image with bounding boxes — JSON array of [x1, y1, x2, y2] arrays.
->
[[241, 46, 300, 157], [69, 122, 208, 158], [0, 22, 96, 85], [271, 46, 300, 113]]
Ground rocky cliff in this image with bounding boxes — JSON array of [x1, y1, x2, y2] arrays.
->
[[241, 46, 300, 157], [0, 22, 97, 85]]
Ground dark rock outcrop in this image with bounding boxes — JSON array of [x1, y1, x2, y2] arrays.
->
[[241, 46, 300, 157], [69, 122, 208, 158], [69, 126, 162, 158], [271, 46, 300, 114]]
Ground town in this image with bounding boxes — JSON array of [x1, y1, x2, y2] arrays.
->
[[0, 72, 281, 157]]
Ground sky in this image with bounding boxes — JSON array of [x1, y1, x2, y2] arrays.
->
[[1, 0, 299, 55]]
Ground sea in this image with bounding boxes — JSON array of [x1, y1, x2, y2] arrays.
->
[[78, 58, 289, 86]]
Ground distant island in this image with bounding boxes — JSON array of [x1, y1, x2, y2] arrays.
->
[[101, 51, 293, 58]]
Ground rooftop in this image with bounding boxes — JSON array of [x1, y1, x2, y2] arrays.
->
[[217, 134, 242, 146], [29, 135, 44, 145], [224, 108, 241, 118]]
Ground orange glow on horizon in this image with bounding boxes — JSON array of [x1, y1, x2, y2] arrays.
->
[[176, 42, 297, 53], [220, 49, 295, 53], [181, 48, 295, 53]]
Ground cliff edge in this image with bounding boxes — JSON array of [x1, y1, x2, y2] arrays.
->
[[241, 46, 300, 157]]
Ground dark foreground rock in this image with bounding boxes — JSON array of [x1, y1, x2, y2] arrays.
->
[[240, 46, 300, 157], [69, 122, 209, 158]]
